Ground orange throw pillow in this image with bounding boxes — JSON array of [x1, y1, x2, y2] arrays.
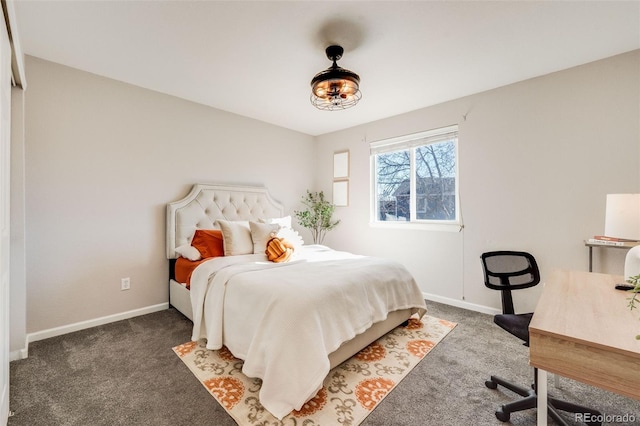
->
[[265, 237, 294, 263], [191, 229, 225, 259]]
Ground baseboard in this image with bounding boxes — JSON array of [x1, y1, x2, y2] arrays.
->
[[9, 339, 28, 362], [423, 292, 501, 316], [27, 303, 169, 344]]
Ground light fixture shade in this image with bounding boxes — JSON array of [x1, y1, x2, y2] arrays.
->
[[310, 45, 362, 111], [604, 193, 640, 240]]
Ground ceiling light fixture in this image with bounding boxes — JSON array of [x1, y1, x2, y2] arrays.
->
[[310, 45, 361, 111]]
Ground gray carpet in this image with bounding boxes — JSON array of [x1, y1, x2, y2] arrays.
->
[[8, 301, 640, 425]]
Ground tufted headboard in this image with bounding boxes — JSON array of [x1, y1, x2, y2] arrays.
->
[[166, 183, 284, 259]]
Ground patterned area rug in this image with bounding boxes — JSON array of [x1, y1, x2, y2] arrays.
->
[[173, 315, 456, 425]]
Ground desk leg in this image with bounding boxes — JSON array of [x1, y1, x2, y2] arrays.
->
[[588, 246, 593, 272], [537, 368, 548, 426]]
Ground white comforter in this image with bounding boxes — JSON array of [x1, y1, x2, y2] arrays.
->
[[189, 245, 427, 420]]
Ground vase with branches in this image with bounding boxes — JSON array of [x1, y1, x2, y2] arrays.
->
[[294, 190, 340, 244]]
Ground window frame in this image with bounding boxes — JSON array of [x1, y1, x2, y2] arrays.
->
[[369, 125, 462, 232]]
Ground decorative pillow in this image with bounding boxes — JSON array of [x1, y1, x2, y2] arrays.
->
[[190, 229, 225, 259], [276, 227, 305, 250], [260, 215, 292, 229], [265, 235, 294, 263], [250, 221, 280, 254], [175, 244, 202, 261], [217, 220, 253, 256]]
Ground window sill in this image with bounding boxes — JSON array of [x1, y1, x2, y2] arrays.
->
[[369, 221, 463, 232]]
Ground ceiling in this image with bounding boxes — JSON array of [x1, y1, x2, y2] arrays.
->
[[12, 1, 640, 137]]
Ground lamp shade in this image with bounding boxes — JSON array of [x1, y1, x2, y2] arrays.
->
[[604, 194, 640, 240]]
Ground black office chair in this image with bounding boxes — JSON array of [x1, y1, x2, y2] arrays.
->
[[481, 251, 602, 425]]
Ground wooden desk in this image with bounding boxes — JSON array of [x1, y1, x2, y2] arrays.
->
[[529, 270, 640, 426]]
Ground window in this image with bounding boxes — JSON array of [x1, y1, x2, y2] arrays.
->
[[370, 125, 460, 229]]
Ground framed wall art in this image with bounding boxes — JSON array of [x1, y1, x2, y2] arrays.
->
[[333, 150, 349, 179], [333, 180, 349, 207]]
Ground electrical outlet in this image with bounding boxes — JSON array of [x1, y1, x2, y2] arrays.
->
[[121, 277, 131, 291]]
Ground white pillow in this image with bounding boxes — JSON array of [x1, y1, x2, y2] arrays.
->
[[276, 227, 305, 250], [175, 244, 202, 261], [216, 220, 253, 256], [250, 221, 280, 254], [260, 215, 292, 229]]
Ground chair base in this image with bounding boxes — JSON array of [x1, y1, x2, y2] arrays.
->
[[486, 375, 602, 425]]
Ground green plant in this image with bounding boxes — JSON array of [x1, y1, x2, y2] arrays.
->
[[294, 190, 340, 244], [625, 274, 640, 340]]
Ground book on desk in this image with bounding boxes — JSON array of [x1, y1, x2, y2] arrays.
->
[[586, 236, 640, 247]]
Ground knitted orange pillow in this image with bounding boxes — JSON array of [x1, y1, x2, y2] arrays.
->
[[265, 236, 294, 263]]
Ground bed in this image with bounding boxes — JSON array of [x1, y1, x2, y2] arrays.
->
[[166, 183, 427, 419]]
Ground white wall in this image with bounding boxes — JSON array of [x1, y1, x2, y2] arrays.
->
[[21, 56, 315, 336], [316, 50, 640, 313], [13, 50, 640, 349]]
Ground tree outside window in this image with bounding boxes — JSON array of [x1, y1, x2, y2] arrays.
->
[[372, 126, 458, 224]]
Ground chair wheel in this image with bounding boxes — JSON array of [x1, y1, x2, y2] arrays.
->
[[485, 379, 498, 389], [495, 409, 510, 422]]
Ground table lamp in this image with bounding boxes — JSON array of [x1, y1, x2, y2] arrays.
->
[[604, 194, 640, 280]]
